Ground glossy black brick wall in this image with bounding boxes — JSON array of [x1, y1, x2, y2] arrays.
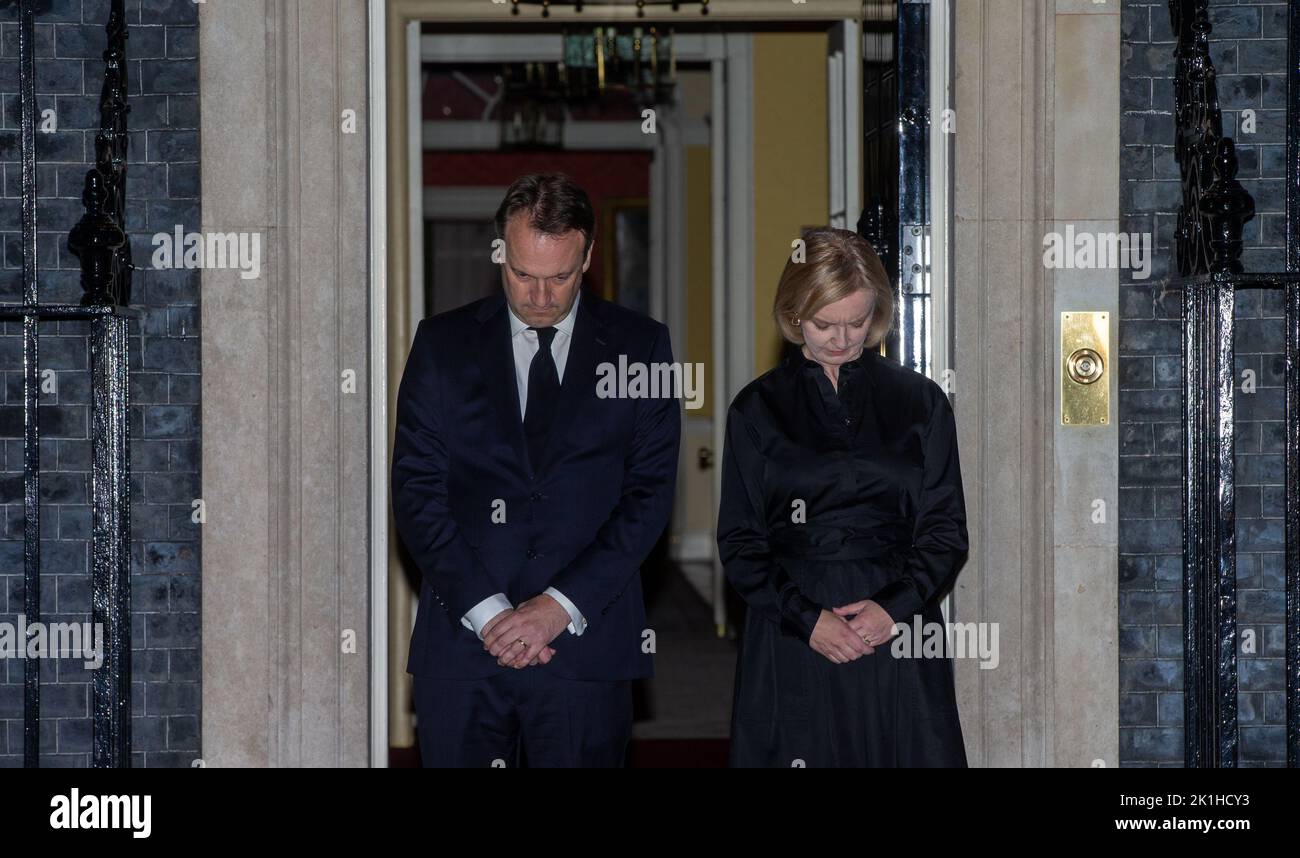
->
[[0, 0, 198, 767], [1120, 0, 1289, 766]]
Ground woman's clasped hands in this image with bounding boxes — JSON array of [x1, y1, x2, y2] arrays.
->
[[808, 599, 899, 664]]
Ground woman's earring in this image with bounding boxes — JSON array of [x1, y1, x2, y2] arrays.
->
[[792, 317, 801, 327]]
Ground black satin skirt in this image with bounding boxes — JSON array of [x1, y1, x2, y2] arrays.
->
[[729, 549, 968, 768]]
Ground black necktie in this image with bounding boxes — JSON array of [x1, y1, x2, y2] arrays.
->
[[524, 326, 561, 470]]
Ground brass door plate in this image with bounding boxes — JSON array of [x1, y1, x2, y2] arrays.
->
[[1061, 311, 1109, 426]]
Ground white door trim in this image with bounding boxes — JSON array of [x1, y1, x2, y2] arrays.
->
[[930, 0, 954, 628], [708, 33, 756, 634], [408, 22, 425, 337], [930, 0, 953, 405], [827, 19, 861, 230]]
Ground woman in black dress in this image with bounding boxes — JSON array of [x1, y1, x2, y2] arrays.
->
[[718, 227, 969, 767]]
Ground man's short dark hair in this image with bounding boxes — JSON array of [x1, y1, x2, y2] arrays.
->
[[494, 173, 596, 256]]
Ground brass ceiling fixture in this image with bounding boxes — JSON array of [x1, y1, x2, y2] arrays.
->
[[561, 26, 676, 97], [495, 23, 677, 150], [509, 0, 710, 17]]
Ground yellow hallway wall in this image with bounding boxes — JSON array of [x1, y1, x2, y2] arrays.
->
[[685, 144, 713, 419], [751, 32, 829, 374]]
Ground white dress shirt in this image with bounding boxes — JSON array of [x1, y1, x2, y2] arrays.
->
[[461, 291, 588, 640]]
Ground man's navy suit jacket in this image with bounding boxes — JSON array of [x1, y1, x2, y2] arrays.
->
[[392, 290, 681, 680]]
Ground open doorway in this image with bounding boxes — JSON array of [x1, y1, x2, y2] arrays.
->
[[371, 0, 949, 767]]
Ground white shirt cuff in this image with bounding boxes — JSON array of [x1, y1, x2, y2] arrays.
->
[[461, 593, 513, 639], [545, 587, 587, 636]]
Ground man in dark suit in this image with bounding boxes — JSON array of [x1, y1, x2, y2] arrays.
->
[[392, 173, 681, 767]]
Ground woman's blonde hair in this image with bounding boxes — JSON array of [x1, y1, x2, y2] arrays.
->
[[772, 227, 893, 348]]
